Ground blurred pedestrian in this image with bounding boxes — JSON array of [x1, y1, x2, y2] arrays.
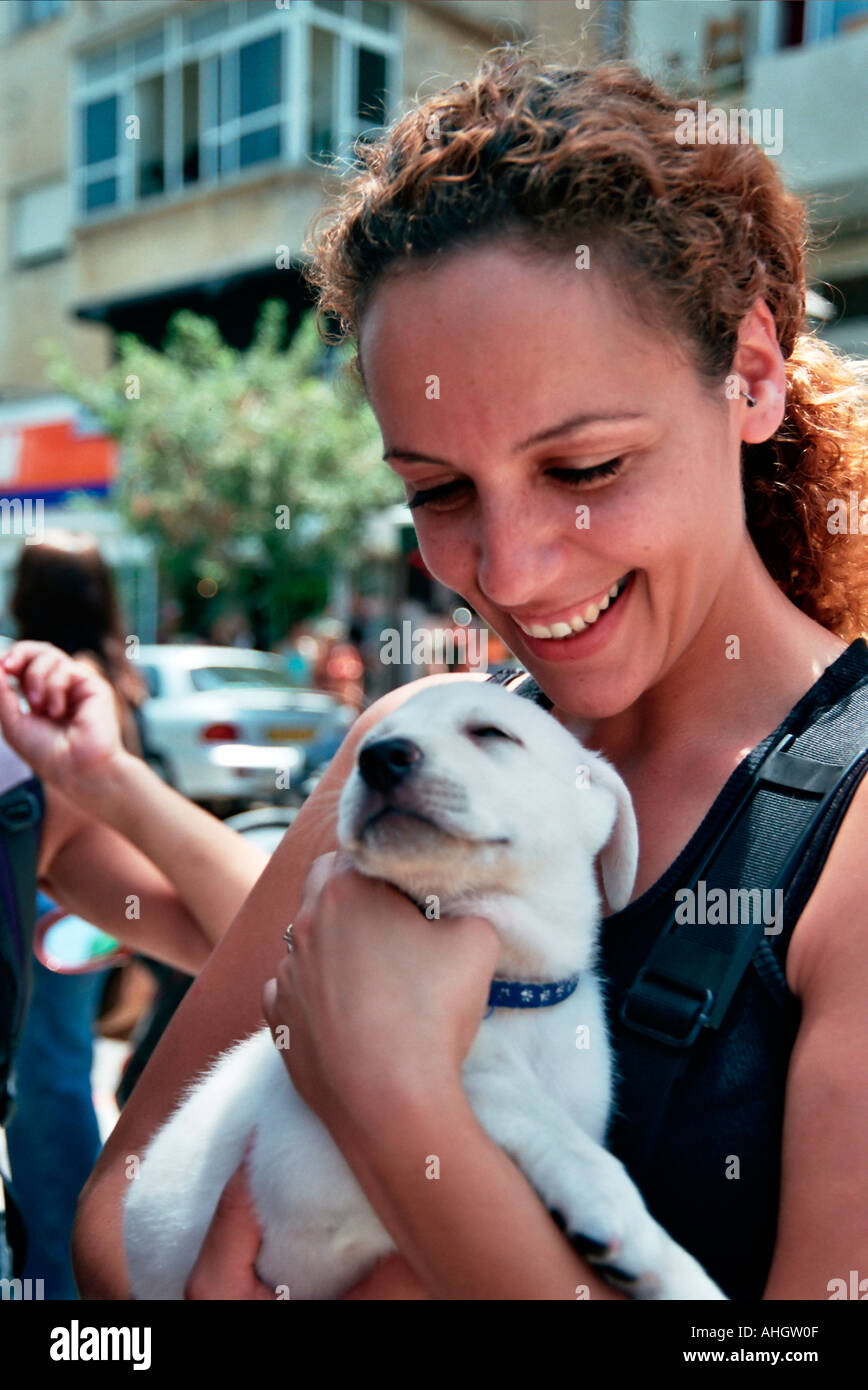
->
[[274, 621, 319, 686], [5, 532, 148, 1298]]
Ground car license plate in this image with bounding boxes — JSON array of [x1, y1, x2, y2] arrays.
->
[[267, 727, 315, 742]]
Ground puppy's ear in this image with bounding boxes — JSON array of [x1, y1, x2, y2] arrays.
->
[[588, 754, 639, 913]]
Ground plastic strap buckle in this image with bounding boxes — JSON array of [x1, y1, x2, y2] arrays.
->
[[619, 977, 714, 1048], [0, 788, 41, 833]]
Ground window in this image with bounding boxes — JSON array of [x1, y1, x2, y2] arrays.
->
[[311, 26, 337, 160], [138, 666, 162, 699], [309, 6, 397, 161], [198, 34, 284, 177], [240, 33, 281, 113], [599, 0, 627, 58], [17, 0, 66, 30], [804, 0, 868, 41], [190, 665, 296, 692], [80, 94, 120, 212], [135, 74, 165, 198], [10, 181, 69, 264], [74, 3, 399, 219], [357, 46, 387, 125], [180, 62, 200, 185], [361, 2, 393, 30]]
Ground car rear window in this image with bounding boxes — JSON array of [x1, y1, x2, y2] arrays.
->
[[190, 666, 297, 692]]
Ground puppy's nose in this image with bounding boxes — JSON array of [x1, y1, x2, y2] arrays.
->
[[358, 737, 423, 792]]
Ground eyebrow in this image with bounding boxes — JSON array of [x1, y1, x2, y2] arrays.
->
[[382, 412, 646, 465]]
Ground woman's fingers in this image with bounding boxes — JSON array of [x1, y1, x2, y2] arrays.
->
[[16, 649, 67, 710], [183, 1157, 275, 1301], [262, 974, 280, 1028], [297, 851, 339, 915], [1, 640, 55, 673], [0, 668, 26, 745], [42, 657, 87, 719], [2, 643, 85, 717], [339, 1251, 431, 1300]]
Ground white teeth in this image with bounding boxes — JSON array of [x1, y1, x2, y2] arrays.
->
[[516, 574, 629, 639]]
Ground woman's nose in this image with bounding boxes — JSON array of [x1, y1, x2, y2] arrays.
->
[[474, 502, 560, 611]]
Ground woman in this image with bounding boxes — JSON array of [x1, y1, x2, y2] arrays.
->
[[72, 50, 868, 1300]]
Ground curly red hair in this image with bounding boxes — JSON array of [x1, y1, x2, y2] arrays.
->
[[303, 47, 868, 641]]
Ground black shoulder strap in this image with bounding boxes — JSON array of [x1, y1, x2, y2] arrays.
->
[[0, 775, 44, 1128], [486, 666, 553, 709], [487, 657, 868, 1175]]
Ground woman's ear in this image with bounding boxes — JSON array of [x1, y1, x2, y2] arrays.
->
[[587, 753, 639, 914], [732, 298, 787, 442]]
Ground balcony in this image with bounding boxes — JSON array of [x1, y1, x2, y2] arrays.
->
[[747, 24, 868, 218]]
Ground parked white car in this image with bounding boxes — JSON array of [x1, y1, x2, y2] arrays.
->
[[135, 645, 353, 805]]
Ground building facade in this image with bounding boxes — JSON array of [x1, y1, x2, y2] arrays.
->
[[610, 0, 868, 353], [0, 0, 590, 398], [0, 0, 591, 635]]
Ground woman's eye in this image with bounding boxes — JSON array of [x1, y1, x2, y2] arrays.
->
[[406, 479, 472, 512], [547, 457, 624, 486], [406, 457, 624, 512]]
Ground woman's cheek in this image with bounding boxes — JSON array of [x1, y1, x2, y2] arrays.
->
[[415, 516, 475, 592]]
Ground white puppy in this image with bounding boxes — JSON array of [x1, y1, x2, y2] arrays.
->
[[124, 681, 725, 1300]]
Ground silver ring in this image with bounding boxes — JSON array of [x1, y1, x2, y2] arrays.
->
[[283, 922, 294, 953]]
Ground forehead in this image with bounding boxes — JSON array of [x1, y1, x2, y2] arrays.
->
[[358, 242, 669, 441]]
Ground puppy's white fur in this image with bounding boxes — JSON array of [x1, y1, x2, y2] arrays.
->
[[124, 682, 726, 1299]]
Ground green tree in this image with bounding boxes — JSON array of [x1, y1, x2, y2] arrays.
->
[[44, 302, 401, 644]]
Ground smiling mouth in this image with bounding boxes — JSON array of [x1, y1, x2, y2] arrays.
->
[[512, 571, 634, 639]]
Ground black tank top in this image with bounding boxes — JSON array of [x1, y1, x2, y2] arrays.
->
[[488, 638, 868, 1300]]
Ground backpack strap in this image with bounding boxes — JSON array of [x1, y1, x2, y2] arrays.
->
[[0, 776, 44, 1129], [486, 666, 553, 708], [613, 682, 868, 1177], [0, 774, 43, 1281]]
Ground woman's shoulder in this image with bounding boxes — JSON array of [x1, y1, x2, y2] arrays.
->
[[786, 759, 868, 1002]]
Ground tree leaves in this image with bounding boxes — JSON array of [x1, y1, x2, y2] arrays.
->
[[42, 301, 402, 638]]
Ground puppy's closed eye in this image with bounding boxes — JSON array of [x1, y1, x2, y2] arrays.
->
[[466, 724, 523, 746]]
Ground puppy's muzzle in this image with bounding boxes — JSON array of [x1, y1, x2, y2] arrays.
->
[[358, 737, 423, 793]]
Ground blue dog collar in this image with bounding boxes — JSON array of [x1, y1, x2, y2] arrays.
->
[[484, 973, 581, 1019]]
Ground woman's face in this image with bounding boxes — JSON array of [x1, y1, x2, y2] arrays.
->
[[358, 241, 748, 718]]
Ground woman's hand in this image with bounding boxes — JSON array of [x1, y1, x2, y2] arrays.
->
[[259, 851, 499, 1299], [183, 1155, 275, 1301], [0, 640, 124, 789], [261, 851, 500, 1134], [184, 1162, 430, 1299], [339, 1251, 431, 1300]]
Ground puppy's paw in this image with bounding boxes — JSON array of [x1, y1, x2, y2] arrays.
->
[[541, 1154, 699, 1299], [656, 1239, 728, 1300]]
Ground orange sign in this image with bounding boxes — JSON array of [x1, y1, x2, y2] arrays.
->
[[0, 402, 117, 501]]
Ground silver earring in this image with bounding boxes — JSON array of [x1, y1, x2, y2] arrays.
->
[[740, 390, 757, 407]]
